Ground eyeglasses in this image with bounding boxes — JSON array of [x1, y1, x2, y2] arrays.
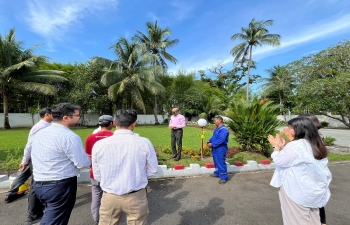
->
[[172, 111, 177, 114], [70, 114, 82, 118]]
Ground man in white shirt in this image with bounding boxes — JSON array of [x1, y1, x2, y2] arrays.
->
[[31, 103, 91, 225], [92, 109, 158, 225], [5, 107, 53, 224]]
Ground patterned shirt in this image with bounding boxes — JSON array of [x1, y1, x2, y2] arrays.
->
[[92, 129, 158, 195], [31, 123, 91, 181], [21, 120, 51, 164], [169, 114, 186, 129]]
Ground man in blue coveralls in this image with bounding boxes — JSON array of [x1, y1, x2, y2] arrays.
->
[[207, 115, 229, 184]]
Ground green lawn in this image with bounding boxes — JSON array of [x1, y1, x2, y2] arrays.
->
[[0, 125, 238, 162]]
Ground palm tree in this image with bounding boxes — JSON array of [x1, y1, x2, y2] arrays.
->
[[134, 20, 179, 124], [0, 28, 67, 129], [260, 65, 294, 121], [231, 19, 281, 101], [92, 37, 164, 113]]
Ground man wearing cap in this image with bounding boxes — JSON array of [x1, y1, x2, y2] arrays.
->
[[92, 109, 158, 225], [85, 115, 114, 224], [169, 107, 186, 161], [207, 115, 229, 184]]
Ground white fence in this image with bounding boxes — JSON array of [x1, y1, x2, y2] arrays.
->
[[277, 115, 348, 128], [0, 113, 169, 128], [0, 113, 348, 128]]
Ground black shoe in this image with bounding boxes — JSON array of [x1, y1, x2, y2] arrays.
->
[[218, 179, 227, 184], [174, 158, 180, 161], [210, 174, 219, 178], [171, 155, 177, 158]]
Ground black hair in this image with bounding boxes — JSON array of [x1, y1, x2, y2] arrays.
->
[[39, 107, 52, 118], [51, 103, 81, 121], [214, 115, 223, 122], [298, 114, 322, 130], [287, 117, 327, 160], [100, 122, 113, 128], [115, 109, 137, 128]]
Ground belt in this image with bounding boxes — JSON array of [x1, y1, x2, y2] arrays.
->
[[172, 128, 183, 130], [35, 176, 76, 185], [103, 188, 143, 195]]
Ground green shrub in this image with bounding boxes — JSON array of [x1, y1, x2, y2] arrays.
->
[[227, 151, 269, 164], [198, 113, 207, 119], [324, 136, 336, 146], [321, 121, 329, 127], [225, 97, 283, 154], [163, 118, 169, 124], [0, 148, 22, 176]]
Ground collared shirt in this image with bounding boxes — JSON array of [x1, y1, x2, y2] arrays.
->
[[21, 120, 51, 164], [31, 123, 91, 181], [92, 130, 158, 195], [209, 125, 229, 149], [270, 139, 332, 208], [85, 130, 114, 178], [169, 114, 186, 129]]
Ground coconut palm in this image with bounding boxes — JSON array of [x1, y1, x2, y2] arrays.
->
[[231, 19, 281, 101], [92, 37, 164, 113], [134, 20, 179, 124], [260, 65, 295, 121], [0, 28, 67, 129]]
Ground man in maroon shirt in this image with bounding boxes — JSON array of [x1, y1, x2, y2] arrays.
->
[[85, 115, 114, 225]]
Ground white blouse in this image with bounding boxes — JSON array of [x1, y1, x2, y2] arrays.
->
[[270, 139, 332, 208]]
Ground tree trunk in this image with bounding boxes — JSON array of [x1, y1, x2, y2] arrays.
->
[[153, 94, 160, 125], [246, 46, 253, 101], [279, 90, 286, 123], [2, 90, 11, 129]]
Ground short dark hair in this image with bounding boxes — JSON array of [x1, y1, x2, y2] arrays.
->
[[115, 109, 137, 128], [39, 107, 52, 118], [298, 114, 322, 130], [51, 103, 81, 121], [214, 115, 223, 122], [287, 117, 327, 160]]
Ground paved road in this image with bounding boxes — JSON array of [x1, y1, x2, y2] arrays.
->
[[321, 128, 350, 147], [1, 162, 350, 225]]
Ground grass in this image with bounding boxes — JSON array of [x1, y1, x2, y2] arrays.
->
[[0, 125, 238, 162], [328, 152, 350, 162]]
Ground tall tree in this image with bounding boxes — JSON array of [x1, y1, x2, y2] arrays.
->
[[260, 65, 295, 121], [231, 19, 281, 101], [0, 28, 66, 129], [92, 37, 164, 113], [134, 20, 179, 124]]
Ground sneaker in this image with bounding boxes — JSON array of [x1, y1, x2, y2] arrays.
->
[[209, 174, 219, 178], [218, 179, 227, 184]]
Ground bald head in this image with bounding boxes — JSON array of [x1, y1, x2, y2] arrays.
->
[[172, 108, 180, 116]]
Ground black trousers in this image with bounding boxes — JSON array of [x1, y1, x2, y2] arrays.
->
[[171, 129, 183, 159], [34, 176, 77, 225], [320, 207, 326, 224], [5, 162, 44, 222]]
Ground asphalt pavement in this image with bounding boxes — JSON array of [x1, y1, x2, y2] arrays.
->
[[1, 162, 350, 225]]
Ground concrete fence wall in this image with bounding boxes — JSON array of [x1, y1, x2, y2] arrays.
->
[[277, 115, 348, 128], [0, 113, 348, 128], [0, 113, 169, 128]]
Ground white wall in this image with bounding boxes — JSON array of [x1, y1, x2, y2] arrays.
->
[[0, 113, 169, 128], [277, 115, 348, 128], [1, 113, 348, 128]]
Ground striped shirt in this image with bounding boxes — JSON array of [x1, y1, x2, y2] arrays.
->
[[92, 129, 158, 195], [21, 120, 51, 164], [31, 123, 91, 181]]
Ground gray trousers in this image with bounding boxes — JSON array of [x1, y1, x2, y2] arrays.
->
[[171, 129, 183, 159], [90, 178, 103, 222]]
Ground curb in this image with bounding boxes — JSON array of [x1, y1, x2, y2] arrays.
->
[[0, 161, 276, 189]]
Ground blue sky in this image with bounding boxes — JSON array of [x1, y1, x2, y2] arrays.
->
[[1, 0, 350, 91]]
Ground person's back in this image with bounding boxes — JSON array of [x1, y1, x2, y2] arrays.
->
[[92, 109, 158, 225]]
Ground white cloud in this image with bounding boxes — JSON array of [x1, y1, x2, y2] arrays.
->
[[175, 13, 350, 73], [25, 0, 118, 41]]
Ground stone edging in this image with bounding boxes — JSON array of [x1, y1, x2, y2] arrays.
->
[[0, 160, 275, 189]]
